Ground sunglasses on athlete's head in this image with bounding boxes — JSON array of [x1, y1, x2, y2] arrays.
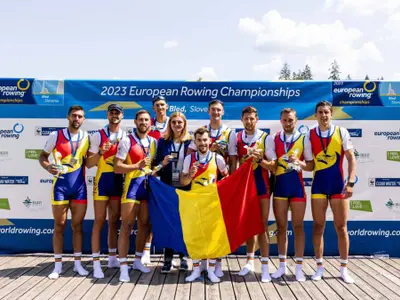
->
[[152, 96, 167, 105]]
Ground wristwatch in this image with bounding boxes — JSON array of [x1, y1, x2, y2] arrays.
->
[[347, 181, 355, 188]]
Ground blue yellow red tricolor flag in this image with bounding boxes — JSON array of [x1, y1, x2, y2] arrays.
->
[[148, 159, 265, 259]]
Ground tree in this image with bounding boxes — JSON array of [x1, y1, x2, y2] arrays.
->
[[301, 64, 313, 80], [346, 74, 352, 80], [279, 62, 291, 80], [328, 60, 341, 80], [377, 76, 384, 80], [365, 74, 370, 80]]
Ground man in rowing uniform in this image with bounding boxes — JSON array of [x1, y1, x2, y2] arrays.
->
[[86, 104, 126, 278], [267, 108, 314, 282], [306, 101, 356, 284], [187, 99, 237, 276], [114, 109, 158, 282], [39, 105, 90, 279], [142, 95, 169, 264], [235, 106, 275, 283], [181, 127, 229, 283]]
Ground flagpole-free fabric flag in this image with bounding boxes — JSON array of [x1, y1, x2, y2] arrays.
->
[[148, 159, 265, 259]]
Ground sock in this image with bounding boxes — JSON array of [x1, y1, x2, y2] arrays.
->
[[133, 252, 150, 273], [119, 258, 130, 282], [215, 258, 223, 277], [311, 258, 324, 281], [261, 257, 271, 282], [48, 254, 63, 279], [295, 258, 306, 281], [92, 252, 104, 279], [271, 254, 287, 278], [238, 253, 255, 276], [185, 260, 201, 282], [108, 248, 119, 268], [141, 245, 151, 264], [74, 252, 89, 276], [144, 243, 151, 253], [340, 259, 354, 284], [207, 259, 220, 283]]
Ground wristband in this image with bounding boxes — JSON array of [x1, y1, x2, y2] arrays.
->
[[347, 181, 355, 188]]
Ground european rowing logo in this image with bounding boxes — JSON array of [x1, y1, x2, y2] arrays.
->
[[0, 123, 24, 139]]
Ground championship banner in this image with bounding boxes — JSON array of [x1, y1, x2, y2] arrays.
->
[[0, 78, 400, 256]]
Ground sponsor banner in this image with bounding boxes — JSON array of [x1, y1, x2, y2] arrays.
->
[[0, 176, 28, 185], [1, 79, 400, 120], [0, 220, 399, 256], [0, 78, 35, 104]]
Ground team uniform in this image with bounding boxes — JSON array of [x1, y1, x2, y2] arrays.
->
[[148, 117, 169, 140], [89, 126, 126, 201], [116, 131, 157, 204], [182, 151, 228, 190], [43, 129, 89, 205], [267, 130, 311, 202], [189, 124, 237, 163], [236, 129, 272, 198], [306, 125, 353, 200]]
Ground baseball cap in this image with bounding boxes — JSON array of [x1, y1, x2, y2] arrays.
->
[[107, 103, 124, 113], [152, 96, 167, 105]]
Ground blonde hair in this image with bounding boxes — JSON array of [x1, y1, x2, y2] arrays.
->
[[164, 112, 191, 142]]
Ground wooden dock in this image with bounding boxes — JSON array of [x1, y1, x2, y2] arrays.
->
[[0, 254, 399, 299]]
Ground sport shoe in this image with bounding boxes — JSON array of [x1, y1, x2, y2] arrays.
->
[[161, 261, 173, 273], [179, 259, 188, 271]]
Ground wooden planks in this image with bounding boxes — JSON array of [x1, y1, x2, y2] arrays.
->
[[0, 255, 398, 300]]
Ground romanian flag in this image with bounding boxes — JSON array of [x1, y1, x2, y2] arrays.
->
[[148, 159, 265, 259]]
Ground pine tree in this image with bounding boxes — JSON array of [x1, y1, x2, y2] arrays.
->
[[346, 74, 352, 80], [365, 74, 370, 80], [301, 64, 313, 80], [292, 71, 297, 80], [279, 62, 291, 80], [328, 60, 341, 80]]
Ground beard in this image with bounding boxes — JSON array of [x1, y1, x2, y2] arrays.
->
[[70, 121, 81, 129], [137, 125, 149, 134]]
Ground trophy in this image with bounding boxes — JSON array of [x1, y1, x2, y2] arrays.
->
[[52, 151, 66, 179], [287, 149, 301, 172]]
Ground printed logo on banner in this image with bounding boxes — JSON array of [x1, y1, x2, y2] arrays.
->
[[0, 151, 11, 163], [32, 79, 65, 106], [22, 197, 43, 212], [0, 198, 10, 210], [35, 127, 65, 136], [40, 179, 53, 184], [347, 128, 362, 138], [368, 178, 400, 187], [0, 123, 24, 139], [0, 176, 28, 185], [379, 82, 400, 107], [0, 78, 33, 104], [374, 129, 400, 140], [298, 125, 309, 134], [332, 81, 381, 106], [386, 198, 400, 215], [125, 127, 134, 134], [87, 176, 94, 185], [303, 178, 312, 186], [387, 151, 400, 162], [169, 105, 188, 113], [350, 200, 373, 212], [354, 149, 372, 163], [87, 130, 98, 135], [25, 149, 42, 160]]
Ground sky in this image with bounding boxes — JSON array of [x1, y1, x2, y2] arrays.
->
[[0, 0, 399, 81]]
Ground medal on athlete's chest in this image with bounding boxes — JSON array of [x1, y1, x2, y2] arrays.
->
[[169, 151, 179, 162], [70, 158, 78, 165]]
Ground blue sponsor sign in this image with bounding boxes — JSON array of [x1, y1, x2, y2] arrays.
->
[[0, 78, 35, 105], [36, 126, 65, 136], [369, 178, 400, 187], [0, 176, 29, 184], [347, 128, 363, 137]]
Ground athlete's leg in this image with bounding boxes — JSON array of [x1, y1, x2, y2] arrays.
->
[[271, 197, 289, 279], [330, 197, 354, 284], [238, 236, 256, 276], [91, 200, 108, 278], [48, 204, 68, 279], [118, 202, 140, 282], [258, 196, 271, 282], [70, 201, 89, 276], [290, 199, 307, 281], [311, 195, 328, 280], [107, 197, 121, 268], [142, 228, 153, 265], [133, 201, 151, 273]]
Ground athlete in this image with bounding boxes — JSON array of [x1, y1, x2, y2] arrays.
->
[[267, 108, 314, 281], [181, 127, 229, 283], [142, 95, 169, 264], [114, 109, 158, 282], [235, 106, 275, 283], [39, 105, 90, 279], [86, 104, 126, 278], [306, 100, 356, 284], [187, 99, 237, 275]]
